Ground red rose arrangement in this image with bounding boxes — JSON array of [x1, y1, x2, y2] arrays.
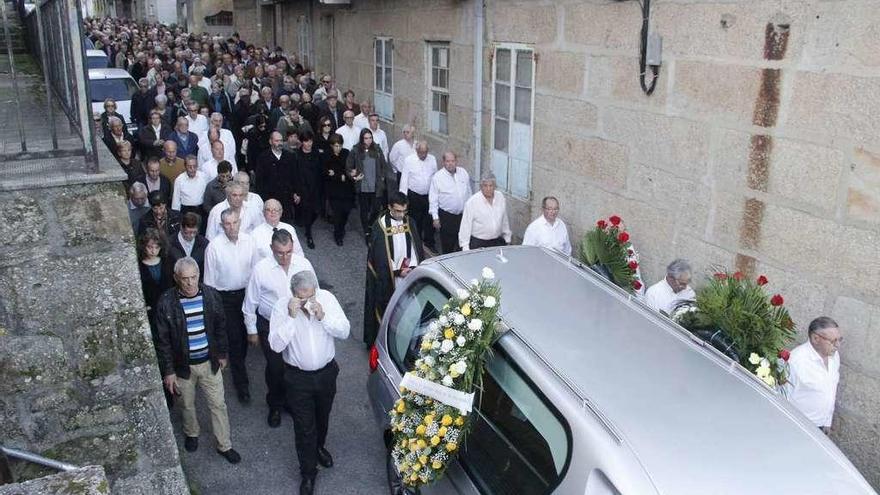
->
[[580, 215, 643, 293]]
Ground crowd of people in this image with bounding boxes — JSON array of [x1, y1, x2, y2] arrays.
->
[[86, 16, 844, 494]]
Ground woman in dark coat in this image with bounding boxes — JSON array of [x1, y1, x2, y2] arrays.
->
[[293, 130, 324, 249], [137, 228, 173, 341], [345, 127, 392, 237], [314, 115, 335, 157], [243, 114, 272, 172], [321, 134, 355, 245]]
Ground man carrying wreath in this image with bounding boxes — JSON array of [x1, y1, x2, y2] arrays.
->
[[363, 191, 425, 347]]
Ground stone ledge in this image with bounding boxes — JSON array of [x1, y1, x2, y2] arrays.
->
[[0, 465, 109, 495]]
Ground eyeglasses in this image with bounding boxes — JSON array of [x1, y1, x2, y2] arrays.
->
[[322, 123, 332, 127], [265, 208, 282, 213], [815, 333, 844, 346]]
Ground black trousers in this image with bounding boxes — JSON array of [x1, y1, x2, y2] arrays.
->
[[357, 192, 379, 235], [470, 236, 507, 249], [329, 199, 352, 241], [257, 315, 288, 410], [285, 360, 339, 478], [219, 289, 248, 391], [407, 190, 434, 249], [438, 209, 462, 254]]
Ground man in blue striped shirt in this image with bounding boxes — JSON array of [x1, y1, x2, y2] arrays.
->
[[155, 257, 241, 464]]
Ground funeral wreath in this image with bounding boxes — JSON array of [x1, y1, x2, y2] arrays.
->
[[579, 215, 644, 293], [388, 267, 502, 488]]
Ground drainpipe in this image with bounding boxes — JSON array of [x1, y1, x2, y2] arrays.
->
[[472, 0, 483, 183]]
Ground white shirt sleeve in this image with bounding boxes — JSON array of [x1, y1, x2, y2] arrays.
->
[[399, 160, 409, 194], [268, 297, 295, 353], [428, 175, 440, 220], [521, 221, 537, 247], [241, 266, 261, 335], [459, 199, 473, 250], [644, 284, 662, 312], [561, 226, 572, 256], [205, 207, 221, 240], [501, 206, 512, 244], [318, 290, 350, 339], [171, 176, 183, 211], [203, 244, 217, 288]]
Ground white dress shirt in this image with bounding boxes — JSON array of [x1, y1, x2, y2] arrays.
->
[[786, 341, 840, 428], [522, 216, 572, 256], [197, 129, 237, 170], [177, 231, 194, 257], [203, 233, 258, 291], [353, 112, 369, 130], [187, 114, 209, 135], [335, 124, 362, 151], [429, 167, 471, 219], [458, 191, 512, 250], [370, 127, 389, 161], [268, 289, 350, 370], [242, 255, 315, 334], [644, 278, 696, 315], [388, 138, 416, 174], [171, 171, 208, 210], [251, 221, 305, 261], [205, 202, 264, 240], [399, 153, 438, 195], [198, 158, 239, 181]]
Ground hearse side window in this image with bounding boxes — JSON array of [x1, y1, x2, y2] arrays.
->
[[460, 348, 569, 494], [387, 280, 450, 372]]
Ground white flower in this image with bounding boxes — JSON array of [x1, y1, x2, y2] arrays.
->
[[456, 288, 469, 300], [467, 319, 483, 331], [470, 279, 479, 287], [428, 321, 440, 332], [432, 341, 441, 349], [442, 375, 454, 387], [483, 296, 496, 308], [481, 267, 495, 280], [440, 339, 454, 353], [456, 336, 466, 347], [452, 313, 465, 325], [760, 358, 770, 369], [748, 353, 761, 365], [755, 365, 771, 378], [451, 361, 467, 375], [423, 355, 435, 366], [762, 374, 777, 387], [438, 315, 448, 326]]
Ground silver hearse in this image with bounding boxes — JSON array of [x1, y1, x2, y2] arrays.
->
[[367, 246, 875, 495]]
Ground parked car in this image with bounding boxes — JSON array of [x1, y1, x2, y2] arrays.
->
[[85, 49, 109, 69], [367, 245, 876, 495], [87, 68, 138, 135]]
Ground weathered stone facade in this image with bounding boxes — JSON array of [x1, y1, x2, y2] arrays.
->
[[0, 466, 109, 495], [0, 182, 187, 493], [232, 0, 880, 486]]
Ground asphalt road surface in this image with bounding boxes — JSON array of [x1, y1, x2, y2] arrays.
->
[[170, 216, 389, 495]]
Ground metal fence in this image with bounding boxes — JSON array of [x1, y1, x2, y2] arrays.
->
[[1, 0, 99, 172]]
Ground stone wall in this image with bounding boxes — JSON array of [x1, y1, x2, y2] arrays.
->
[[232, 0, 880, 485], [0, 182, 187, 493], [0, 466, 109, 495]]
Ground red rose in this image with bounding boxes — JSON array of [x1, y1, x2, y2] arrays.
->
[[597, 220, 607, 229], [609, 215, 622, 226], [733, 271, 744, 281], [628, 260, 639, 271], [770, 294, 784, 306], [714, 272, 728, 280], [617, 232, 630, 244], [778, 349, 791, 362], [632, 280, 642, 290], [756, 275, 768, 286]]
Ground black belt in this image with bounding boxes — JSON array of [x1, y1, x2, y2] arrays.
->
[[219, 288, 246, 295], [439, 208, 462, 216], [284, 359, 335, 374]]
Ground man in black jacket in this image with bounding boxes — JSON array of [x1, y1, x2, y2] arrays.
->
[[168, 212, 209, 279], [155, 257, 241, 464], [138, 191, 182, 239]]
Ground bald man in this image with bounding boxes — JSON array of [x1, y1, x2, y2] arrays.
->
[[254, 131, 296, 220], [399, 141, 439, 250], [159, 140, 186, 182]]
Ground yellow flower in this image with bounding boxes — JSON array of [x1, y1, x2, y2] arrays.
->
[[412, 462, 421, 471], [415, 424, 426, 436], [432, 460, 443, 469], [441, 414, 453, 426], [423, 414, 435, 425], [438, 426, 448, 437], [400, 462, 409, 471], [461, 303, 472, 316], [449, 369, 460, 378], [417, 439, 427, 450], [421, 339, 432, 350], [444, 328, 455, 339], [410, 472, 419, 481], [409, 442, 419, 452], [454, 416, 465, 426], [400, 439, 407, 448], [399, 385, 407, 393], [446, 442, 458, 452], [430, 435, 441, 446], [396, 401, 405, 413], [419, 455, 428, 465]]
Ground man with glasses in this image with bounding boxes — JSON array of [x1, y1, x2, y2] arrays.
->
[[313, 74, 334, 103], [522, 196, 571, 256], [787, 316, 842, 435], [644, 259, 694, 316]]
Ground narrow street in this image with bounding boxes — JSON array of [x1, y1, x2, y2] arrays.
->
[[170, 218, 389, 494]]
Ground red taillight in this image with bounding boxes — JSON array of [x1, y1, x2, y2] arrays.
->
[[369, 345, 379, 373]]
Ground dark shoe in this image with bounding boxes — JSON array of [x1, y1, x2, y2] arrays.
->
[[300, 477, 315, 495], [307, 237, 315, 249], [217, 448, 241, 464], [284, 405, 296, 418], [237, 389, 251, 404], [268, 409, 281, 428], [334, 237, 343, 246], [317, 447, 333, 468], [184, 436, 198, 452]]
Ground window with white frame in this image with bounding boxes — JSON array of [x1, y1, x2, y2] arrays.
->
[[427, 42, 450, 135], [491, 45, 534, 199], [374, 37, 394, 120]]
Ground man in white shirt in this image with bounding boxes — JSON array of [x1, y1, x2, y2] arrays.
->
[[353, 100, 372, 130], [399, 142, 438, 251], [459, 173, 512, 250], [172, 156, 208, 217], [388, 125, 416, 179], [235, 171, 265, 222], [428, 151, 471, 254], [644, 259, 696, 315], [269, 270, 349, 494], [206, 182, 263, 240], [367, 113, 389, 161], [203, 208, 259, 403], [185, 101, 209, 135], [250, 199, 304, 261], [787, 317, 843, 434], [522, 196, 572, 256], [198, 127, 237, 173], [243, 230, 314, 426], [334, 110, 361, 151]]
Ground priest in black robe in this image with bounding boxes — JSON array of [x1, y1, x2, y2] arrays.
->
[[363, 191, 424, 347]]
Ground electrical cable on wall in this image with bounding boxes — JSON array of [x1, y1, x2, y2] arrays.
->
[[638, 0, 660, 95]]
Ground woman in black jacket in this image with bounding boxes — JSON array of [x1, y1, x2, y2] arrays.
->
[[293, 131, 324, 249], [321, 134, 355, 245], [345, 128, 392, 237], [137, 228, 174, 341]]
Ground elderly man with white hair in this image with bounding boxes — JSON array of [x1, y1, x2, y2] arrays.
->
[[198, 113, 237, 163], [458, 173, 511, 251], [199, 138, 238, 179], [388, 124, 416, 181], [128, 182, 151, 234], [250, 199, 304, 261], [644, 259, 696, 316], [205, 181, 263, 240]]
